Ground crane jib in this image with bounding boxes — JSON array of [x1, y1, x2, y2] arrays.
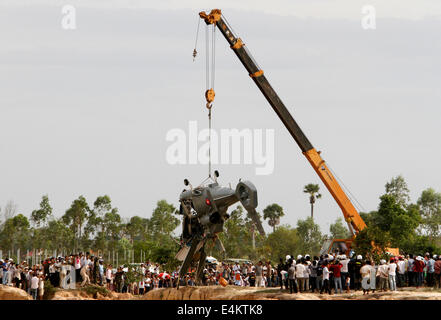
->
[[214, 17, 314, 153], [199, 9, 368, 236]]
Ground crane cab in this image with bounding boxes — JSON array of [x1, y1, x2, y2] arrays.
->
[[320, 238, 354, 256]]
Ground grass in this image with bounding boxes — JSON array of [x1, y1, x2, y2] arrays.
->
[[43, 280, 58, 300], [80, 285, 110, 298]]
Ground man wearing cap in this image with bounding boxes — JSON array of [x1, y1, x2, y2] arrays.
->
[[360, 260, 372, 295], [414, 256, 425, 288], [388, 258, 397, 291], [295, 258, 306, 292], [340, 254, 349, 289], [397, 256, 406, 288], [287, 259, 297, 294], [377, 260, 389, 291]]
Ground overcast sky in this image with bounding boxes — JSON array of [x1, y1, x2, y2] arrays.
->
[[0, 0, 440, 235]]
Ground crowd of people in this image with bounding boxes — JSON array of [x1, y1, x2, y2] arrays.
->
[[212, 252, 441, 295], [0, 253, 181, 299], [1, 251, 440, 299]]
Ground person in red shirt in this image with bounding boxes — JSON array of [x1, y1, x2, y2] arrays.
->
[[414, 256, 424, 288], [329, 260, 343, 294], [434, 256, 441, 289]]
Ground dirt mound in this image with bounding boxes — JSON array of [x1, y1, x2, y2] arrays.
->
[[143, 286, 441, 300], [51, 286, 136, 300], [143, 286, 315, 300], [0, 285, 33, 300], [52, 290, 94, 300]]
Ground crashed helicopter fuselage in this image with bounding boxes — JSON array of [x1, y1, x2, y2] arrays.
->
[[175, 171, 264, 286]]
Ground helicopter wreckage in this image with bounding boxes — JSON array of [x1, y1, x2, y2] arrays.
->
[[175, 170, 265, 286]]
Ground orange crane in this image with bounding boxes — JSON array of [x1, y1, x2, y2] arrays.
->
[[199, 9, 398, 256]]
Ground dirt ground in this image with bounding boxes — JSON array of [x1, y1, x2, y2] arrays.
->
[[2, 284, 441, 300], [142, 285, 441, 300]]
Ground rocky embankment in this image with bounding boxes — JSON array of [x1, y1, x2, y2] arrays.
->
[[51, 287, 135, 300], [0, 285, 33, 300], [143, 286, 319, 300], [143, 286, 441, 300], [2, 284, 441, 300]]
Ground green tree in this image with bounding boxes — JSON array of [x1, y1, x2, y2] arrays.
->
[[125, 216, 149, 243], [329, 217, 350, 239], [263, 203, 284, 233], [265, 225, 300, 262], [85, 195, 118, 251], [363, 194, 421, 250], [296, 217, 323, 256], [103, 209, 122, 251], [352, 225, 391, 262], [375, 195, 421, 247], [31, 195, 53, 227], [359, 211, 375, 227], [385, 175, 410, 208], [214, 205, 264, 260], [219, 206, 247, 258], [417, 188, 441, 241], [0, 214, 30, 251], [43, 219, 75, 251], [62, 196, 90, 251], [303, 184, 322, 219], [149, 200, 179, 237]]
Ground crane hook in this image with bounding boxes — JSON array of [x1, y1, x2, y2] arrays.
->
[[205, 88, 215, 109]]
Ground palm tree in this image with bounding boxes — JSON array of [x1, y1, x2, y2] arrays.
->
[[263, 204, 284, 233], [303, 184, 322, 219]]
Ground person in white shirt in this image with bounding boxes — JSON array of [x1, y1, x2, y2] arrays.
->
[[74, 255, 81, 283], [25, 268, 32, 295], [340, 255, 350, 287], [13, 264, 21, 288], [30, 272, 39, 300], [80, 263, 90, 286], [360, 260, 372, 295], [388, 259, 397, 291], [145, 274, 152, 293], [106, 264, 113, 290], [138, 277, 145, 295], [59, 261, 67, 288], [295, 260, 306, 292], [303, 260, 311, 292], [377, 260, 389, 291], [320, 262, 331, 294], [38, 274, 45, 300], [397, 256, 406, 288]]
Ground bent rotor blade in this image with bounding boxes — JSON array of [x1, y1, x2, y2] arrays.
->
[[215, 237, 225, 253]]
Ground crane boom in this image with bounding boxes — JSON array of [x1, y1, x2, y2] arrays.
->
[[199, 9, 367, 236]]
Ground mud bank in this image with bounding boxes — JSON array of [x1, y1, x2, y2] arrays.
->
[[143, 286, 441, 300], [0, 285, 33, 300]]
